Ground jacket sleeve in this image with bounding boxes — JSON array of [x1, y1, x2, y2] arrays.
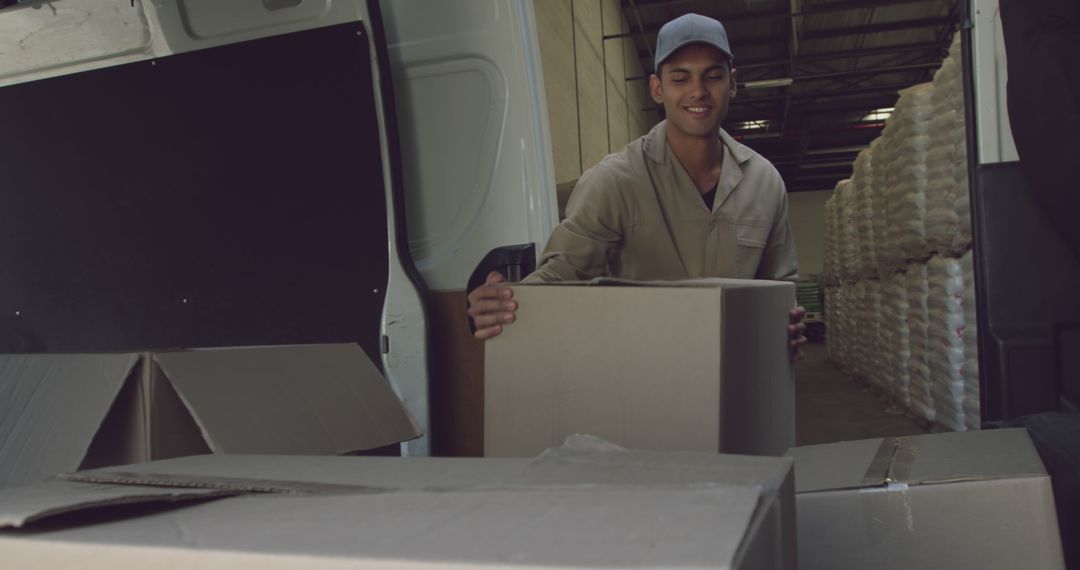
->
[[756, 180, 799, 282], [524, 167, 626, 283]]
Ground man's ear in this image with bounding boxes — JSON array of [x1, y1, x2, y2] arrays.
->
[[729, 67, 738, 98], [649, 73, 663, 104]]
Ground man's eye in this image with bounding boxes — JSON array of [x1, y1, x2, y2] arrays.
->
[[672, 77, 687, 83], [707, 75, 724, 81]]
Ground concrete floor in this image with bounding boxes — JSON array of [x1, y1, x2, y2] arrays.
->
[[796, 343, 926, 446]]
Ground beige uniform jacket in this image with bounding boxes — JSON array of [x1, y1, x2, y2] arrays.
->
[[526, 121, 798, 283]]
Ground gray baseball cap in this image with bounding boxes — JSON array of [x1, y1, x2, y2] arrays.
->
[[654, 13, 734, 72]]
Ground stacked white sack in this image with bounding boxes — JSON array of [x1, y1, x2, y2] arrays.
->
[[866, 279, 888, 390], [926, 34, 969, 256], [884, 83, 933, 264], [961, 250, 980, 429], [926, 255, 967, 431], [837, 180, 860, 282], [823, 185, 843, 285], [881, 271, 912, 406], [854, 150, 878, 278], [868, 139, 891, 273], [849, 281, 866, 378], [872, 131, 902, 271], [825, 285, 837, 362], [833, 284, 855, 372], [906, 262, 934, 423]]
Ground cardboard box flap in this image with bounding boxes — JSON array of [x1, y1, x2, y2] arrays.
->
[[511, 435, 792, 492], [903, 428, 1047, 483], [1, 454, 531, 530], [153, 344, 422, 454], [1, 485, 761, 570], [66, 454, 531, 490], [788, 428, 1049, 493], [787, 438, 886, 492], [0, 479, 237, 529], [0, 353, 140, 489]]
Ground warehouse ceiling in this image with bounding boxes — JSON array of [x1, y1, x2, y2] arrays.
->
[[618, 0, 961, 193]]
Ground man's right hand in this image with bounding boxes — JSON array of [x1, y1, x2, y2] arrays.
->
[[466, 271, 518, 340]]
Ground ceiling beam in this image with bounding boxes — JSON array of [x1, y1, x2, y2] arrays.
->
[[614, 0, 947, 34], [802, 16, 956, 40], [737, 39, 950, 70]]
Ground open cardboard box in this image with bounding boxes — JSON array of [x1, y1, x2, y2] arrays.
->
[[0, 436, 796, 570], [786, 428, 1066, 570], [485, 278, 795, 457], [0, 343, 421, 489]]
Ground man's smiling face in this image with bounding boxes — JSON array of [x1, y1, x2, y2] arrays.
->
[[649, 43, 737, 141]]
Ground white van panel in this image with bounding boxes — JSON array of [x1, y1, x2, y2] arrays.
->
[[971, 0, 1020, 165], [0, 0, 432, 455], [381, 0, 558, 291], [0, 0, 152, 86]]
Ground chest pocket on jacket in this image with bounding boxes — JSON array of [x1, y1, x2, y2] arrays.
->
[[735, 222, 770, 248]]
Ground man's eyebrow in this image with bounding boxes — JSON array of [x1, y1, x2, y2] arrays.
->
[[667, 64, 727, 74]]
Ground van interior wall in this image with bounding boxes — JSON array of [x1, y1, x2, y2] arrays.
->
[[787, 190, 832, 280], [535, 0, 658, 197]]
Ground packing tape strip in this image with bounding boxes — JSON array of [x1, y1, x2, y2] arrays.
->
[[860, 436, 920, 485], [861, 437, 898, 485], [61, 471, 390, 496]]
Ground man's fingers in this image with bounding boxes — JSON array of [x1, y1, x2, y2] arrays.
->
[[467, 284, 513, 306], [473, 324, 503, 340], [468, 298, 518, 318], [486, 271, 507, 285], [472, 311, 516, 329]]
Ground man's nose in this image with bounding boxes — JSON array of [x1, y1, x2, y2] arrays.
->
[[690, 78, 708, 98]]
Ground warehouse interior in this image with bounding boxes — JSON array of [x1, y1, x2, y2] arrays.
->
[[0, 0, 1077, 568]]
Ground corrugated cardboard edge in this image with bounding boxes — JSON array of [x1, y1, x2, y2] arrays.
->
[[0, 485, 238, 529], [151, 344, 422, 455], [803, 433, 1052, 494], [61, 471, 390, 496]]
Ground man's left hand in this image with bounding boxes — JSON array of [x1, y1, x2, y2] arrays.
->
[[788, 306, 807, 363]]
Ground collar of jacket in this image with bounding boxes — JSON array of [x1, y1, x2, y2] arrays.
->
[[642, 120, 754, 166]]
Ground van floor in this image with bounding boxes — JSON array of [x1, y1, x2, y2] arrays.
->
[[796, 343, 926, 446]]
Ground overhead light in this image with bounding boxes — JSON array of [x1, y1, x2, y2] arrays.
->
[[742, 78, 794, 89], [734, 119, 770, 131], [860, 107, 894, 122]]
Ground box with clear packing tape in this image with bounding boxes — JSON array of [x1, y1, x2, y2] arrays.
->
[[787, 429, 1065, 570]]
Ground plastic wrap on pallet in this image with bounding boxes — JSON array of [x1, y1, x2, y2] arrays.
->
[[927, 255, 967, 431], [961, 250, 980, 429], [905, 262, 934, 423]]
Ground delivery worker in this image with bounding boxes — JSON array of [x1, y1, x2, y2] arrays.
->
[[468, 13, 807, 361]]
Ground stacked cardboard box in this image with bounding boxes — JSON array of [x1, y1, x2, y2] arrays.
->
[[0, 436, 797, 570], [484, 278, 795, 458], [0, 344, 422, 489]]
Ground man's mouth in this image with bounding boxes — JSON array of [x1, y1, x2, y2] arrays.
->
[[685, 105, 711, 115]]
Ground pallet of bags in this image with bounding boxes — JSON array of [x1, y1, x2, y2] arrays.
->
[[906, 262, 935, 424], [853, 151, 878, 278], [881, 271, 912, 407], [884, 83, 933, 264], [926, 255, 967, 431]]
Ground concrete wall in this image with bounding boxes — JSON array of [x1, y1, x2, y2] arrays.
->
[[787, 189, 832, 281], [534, 0, 658, 187]]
